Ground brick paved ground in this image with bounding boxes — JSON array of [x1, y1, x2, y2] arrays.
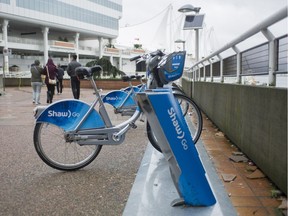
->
[[0, 87, 147, 215], [201, 115, 287, 216]]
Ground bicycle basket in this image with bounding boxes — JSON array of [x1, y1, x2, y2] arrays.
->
[[158, 51, 186, 84]]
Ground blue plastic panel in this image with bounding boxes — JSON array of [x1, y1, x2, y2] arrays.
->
[[36, 99, 105, 131], [102, 90, 135, 108], [138, 91, 216, 206]]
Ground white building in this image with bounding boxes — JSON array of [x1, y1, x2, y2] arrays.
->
[[0, 0, 143, 74]]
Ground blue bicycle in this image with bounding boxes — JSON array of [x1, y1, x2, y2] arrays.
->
[[102, 75, 146, 116], [33, 50, 202, 170]]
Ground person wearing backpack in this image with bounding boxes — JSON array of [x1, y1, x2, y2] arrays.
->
[[56, 64, 64, 94], [30, 60, 43, 105], [67, 54, 81, 99]]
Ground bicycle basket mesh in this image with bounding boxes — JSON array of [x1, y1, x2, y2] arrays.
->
[[158, 51, 186, 84]]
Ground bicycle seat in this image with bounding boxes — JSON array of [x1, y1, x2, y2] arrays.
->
[[76, 65, 102, 78], [135, 75, 145, 80], [122, 75, 136, 82]]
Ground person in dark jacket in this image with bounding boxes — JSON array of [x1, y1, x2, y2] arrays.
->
[[56, 64, 64, 94], [30, 60, 43, 105], [67, 54, 81, 99], [43, 58, 57, 103]]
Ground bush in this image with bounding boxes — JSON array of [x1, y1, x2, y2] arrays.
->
[[85, 57, 125, 79]]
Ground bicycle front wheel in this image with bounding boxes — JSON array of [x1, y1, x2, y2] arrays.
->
[[147, 94, 203, 153], [34, 123, 102, 171]]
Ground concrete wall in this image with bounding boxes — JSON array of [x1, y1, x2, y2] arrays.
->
[[182, 78, 287, 195]]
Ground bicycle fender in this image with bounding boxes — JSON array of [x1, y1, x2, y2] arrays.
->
[[102, 90, 135, 109], [36, 99, 105, 131]]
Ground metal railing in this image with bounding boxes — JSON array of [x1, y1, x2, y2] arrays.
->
[[184, 6, 288, 87]]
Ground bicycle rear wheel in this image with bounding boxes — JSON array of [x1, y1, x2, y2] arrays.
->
[[147, 94, 203, 153], [34, 122, 102, 171]]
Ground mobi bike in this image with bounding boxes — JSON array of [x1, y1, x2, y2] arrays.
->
[[33, 50, 203, 171]]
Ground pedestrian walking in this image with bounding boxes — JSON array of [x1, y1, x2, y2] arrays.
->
[[67, 54, 81, 99], [43, 58, 57, 103], [30, 60, 43, 105], [56, 64, 64, 94]]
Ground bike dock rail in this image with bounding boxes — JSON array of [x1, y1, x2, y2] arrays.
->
[[123, 135, 237, 216]]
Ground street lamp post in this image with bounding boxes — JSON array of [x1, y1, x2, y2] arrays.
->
[[178, 4, 204, 97], [178, 4, 202, 62]]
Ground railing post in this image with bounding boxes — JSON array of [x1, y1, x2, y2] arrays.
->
[[194, 66, 198, 81], [189, 69, 193, 82], [194, 66, 198, 82], [232, 45, 241, 84], [198, 67, 201, 81], [217, 54, 224, 83], [192, 68, 195, 98], [261, 28, 276, 86], [208, 59, 213, 82], [194, 66, 197, 81], [202, 63, 206, 82]]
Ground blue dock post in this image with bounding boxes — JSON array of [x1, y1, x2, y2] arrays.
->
[[137, 90, 216, 206]]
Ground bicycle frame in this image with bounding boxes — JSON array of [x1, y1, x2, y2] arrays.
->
[[35, 75, 141, 146]]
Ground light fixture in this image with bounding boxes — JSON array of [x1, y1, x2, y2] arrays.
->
[[178, 4, 201, 13], [174, 39, 186, 51], [175, 39, 185, 43]]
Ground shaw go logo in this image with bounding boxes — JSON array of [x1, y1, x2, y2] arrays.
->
[[48, 110, 80, 118], [167, 107, 188, 150], [105, 96, 122, 101]]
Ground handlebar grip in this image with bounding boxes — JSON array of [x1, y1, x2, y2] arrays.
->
[[130, 55, 141, 61]]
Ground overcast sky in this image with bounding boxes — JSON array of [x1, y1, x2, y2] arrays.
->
[[116, 0, 287, 56]]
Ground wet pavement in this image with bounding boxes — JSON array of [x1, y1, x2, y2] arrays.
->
[[0, 86, 286, 216], [0, 87, 147, 215]]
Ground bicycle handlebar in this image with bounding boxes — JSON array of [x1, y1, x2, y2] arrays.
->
[[129, 50, 166, 62], [129, 55, 141, 62]]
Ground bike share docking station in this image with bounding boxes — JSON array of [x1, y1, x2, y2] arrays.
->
[[136, 89, 216, 207]]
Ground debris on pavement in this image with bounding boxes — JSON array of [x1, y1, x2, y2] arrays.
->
[[232, 151, 243, 156], [229, 155, 249, 163], [215, 131, 225, 137], [221, 173, 237, 182], [246, 169, 265, 179], [246, 165, 258, 172]]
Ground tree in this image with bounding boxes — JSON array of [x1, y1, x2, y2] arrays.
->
[[134, 44, 142, 49], [85, 57, 125, 79]]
